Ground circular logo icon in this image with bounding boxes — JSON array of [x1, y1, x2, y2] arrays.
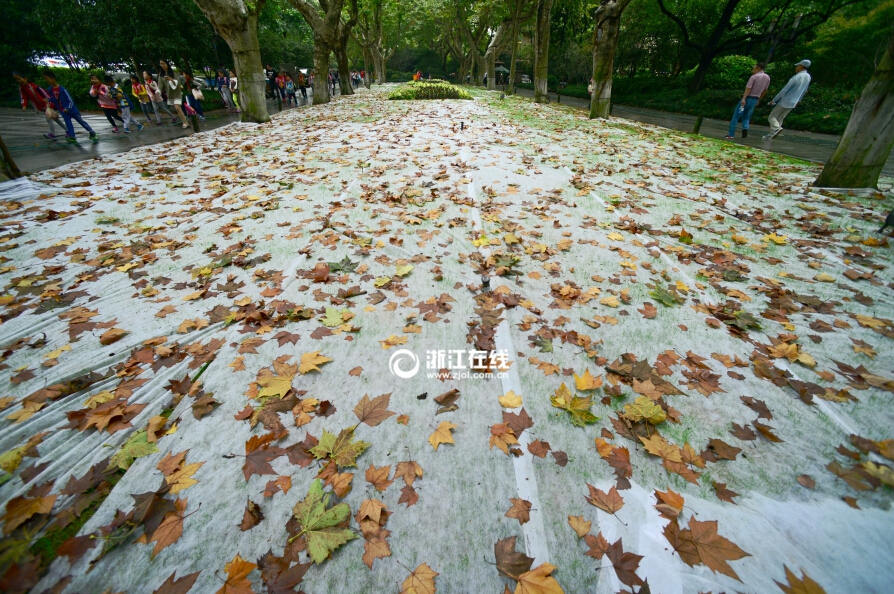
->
[[389, 349, 419, 379]]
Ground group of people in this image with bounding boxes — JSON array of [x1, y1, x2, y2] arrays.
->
[[725, 59, 812, 140], [266, 66, 310, 106], [15, 60, 245, 144]]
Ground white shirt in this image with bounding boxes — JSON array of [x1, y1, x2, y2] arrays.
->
[[773, 70, 811, 108]]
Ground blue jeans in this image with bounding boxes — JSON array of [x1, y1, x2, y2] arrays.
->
[[62, 107, 94, 138], [728, 96, 758, 136]]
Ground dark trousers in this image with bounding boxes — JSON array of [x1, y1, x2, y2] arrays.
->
[[101, 107, 123, 127]]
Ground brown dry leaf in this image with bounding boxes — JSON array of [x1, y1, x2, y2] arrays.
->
[[713, 481, 739, 503], [797, 474, 816, 489], [489, 423, 519, 455], [775, 565, 827, 593], [584, 531, 609, 559], [567, 515, 591, 538], [239, 499, 264, 531], [495, 536, 535, 580], [362, 537, 391, 569], [638, 302, 658, 319], [216, 553, 257, 594], [585, 484, 624, 515], [3, 494, 57, 533], [100, 327, 128, 345], [166, 461, 204, 494], [664, 516, 749, 581], [353, 393, 396, 426], [428, 421, 456, 451], [654, 488, 684, 519], [150, 499, 186, 557], [393, 461, 423, 486], [514, 563, 563, 594], [365, 465, 394, 492], [263, 476, 292, 497], [505, 498, 532, 525], [400, 562, 439, 594]]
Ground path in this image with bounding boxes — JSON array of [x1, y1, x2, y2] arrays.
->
[[514, 87, 894, 178], [0, 98, 309, 174]]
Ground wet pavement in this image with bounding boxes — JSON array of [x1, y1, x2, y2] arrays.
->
[[515, 88, 894, 178], [0, 99, 309, 174]]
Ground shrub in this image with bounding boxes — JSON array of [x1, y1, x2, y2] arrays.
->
[[388, 80, 472, 100]]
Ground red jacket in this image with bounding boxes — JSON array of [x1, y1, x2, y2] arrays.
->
[[20, 82, 48, 111]]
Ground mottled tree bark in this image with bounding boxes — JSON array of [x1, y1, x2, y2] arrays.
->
[[533, 0, 554, 103], [815, 29, 894, 189], [589, 0, 632, 119], [312, 39, 331, 105], [193, 0, 269, 123], [290, 0, 346, 105]]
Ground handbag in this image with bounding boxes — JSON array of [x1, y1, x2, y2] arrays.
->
[[192, 88, 204, 101]]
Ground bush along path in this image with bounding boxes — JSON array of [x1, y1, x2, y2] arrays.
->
[[0, 86, 892, 593]]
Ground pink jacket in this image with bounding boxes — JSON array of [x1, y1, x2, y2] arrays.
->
[[90, 83, 117, 109]]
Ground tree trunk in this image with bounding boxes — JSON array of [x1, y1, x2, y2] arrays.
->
[[335, 45, 353, 95], [486, 51, 497, 90], [0, 135, 22, 181], [589, 0, 631, 119], [374, 52, 386, 83], [507, 0, 522, 95], [815, 29, 894, 189], [193, 0, 270, 123], [313, 40, 331, 104], [361, 46, 373, 87], [533, 0, 554, 103]]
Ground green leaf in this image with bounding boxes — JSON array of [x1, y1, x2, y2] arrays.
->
[[109, 430, 158, 470], [327, 257, 357, 273], [650, 286, 681, 307], [309, 428, 370, 468], [292, 479, 356, 564], [550, 383, 598, 427], [321, 307, 351, 328]]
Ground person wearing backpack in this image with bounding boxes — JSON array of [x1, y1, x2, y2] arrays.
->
[[42, 70, 97, 144], [229, 70, 240, 112], [90, 73, 125, 132], [159, 59, 189, 129], [143, 72, 173, 124], [111, 77, 142, 133]]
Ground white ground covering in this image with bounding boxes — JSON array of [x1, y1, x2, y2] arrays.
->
[[0, 86, 892, 593]]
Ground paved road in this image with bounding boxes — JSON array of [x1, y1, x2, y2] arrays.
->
[[0, 98, 308, 174], [515, 87, 894, 178]]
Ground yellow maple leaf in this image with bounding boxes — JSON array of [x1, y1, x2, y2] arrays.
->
[[515, 563, 564, 594], [299, 351, 332, 374], [498, 390, 523, 408], [166, 462, 204, 494], [599, 295, 619, 308], [428, 421, 456, 451], [574, 369, 603, 391]]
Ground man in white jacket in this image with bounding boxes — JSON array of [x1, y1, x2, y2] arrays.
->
[[765, 59, 812, 139]]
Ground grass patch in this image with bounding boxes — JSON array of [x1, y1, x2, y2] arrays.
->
[[388, 80, 472, 101]]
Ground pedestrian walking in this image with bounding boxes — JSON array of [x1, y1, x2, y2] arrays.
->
[[285, 74, 296, 106], [265, 64, 276, 97], [159, 60, 189, 128], [90, 74, 125, 132], [143, 72, 174, 124], [297, 71, 308, 103], [216, 70, 234, 110], [14, 73, 65, 139], [184, 72, 206, 120], [229, 70, 240, 112], [130, 75, 154, 125], [725, 62, 770, 139], [765, 59, 812, 139], [41, 70, 96, 144], [110, 77, 142, 133]]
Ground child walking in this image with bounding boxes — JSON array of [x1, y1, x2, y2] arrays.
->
[[90, 74, 125, 132], [131, 75, 154, 124], [111, 78, 142, 133], [42, 70, 97, 144]]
